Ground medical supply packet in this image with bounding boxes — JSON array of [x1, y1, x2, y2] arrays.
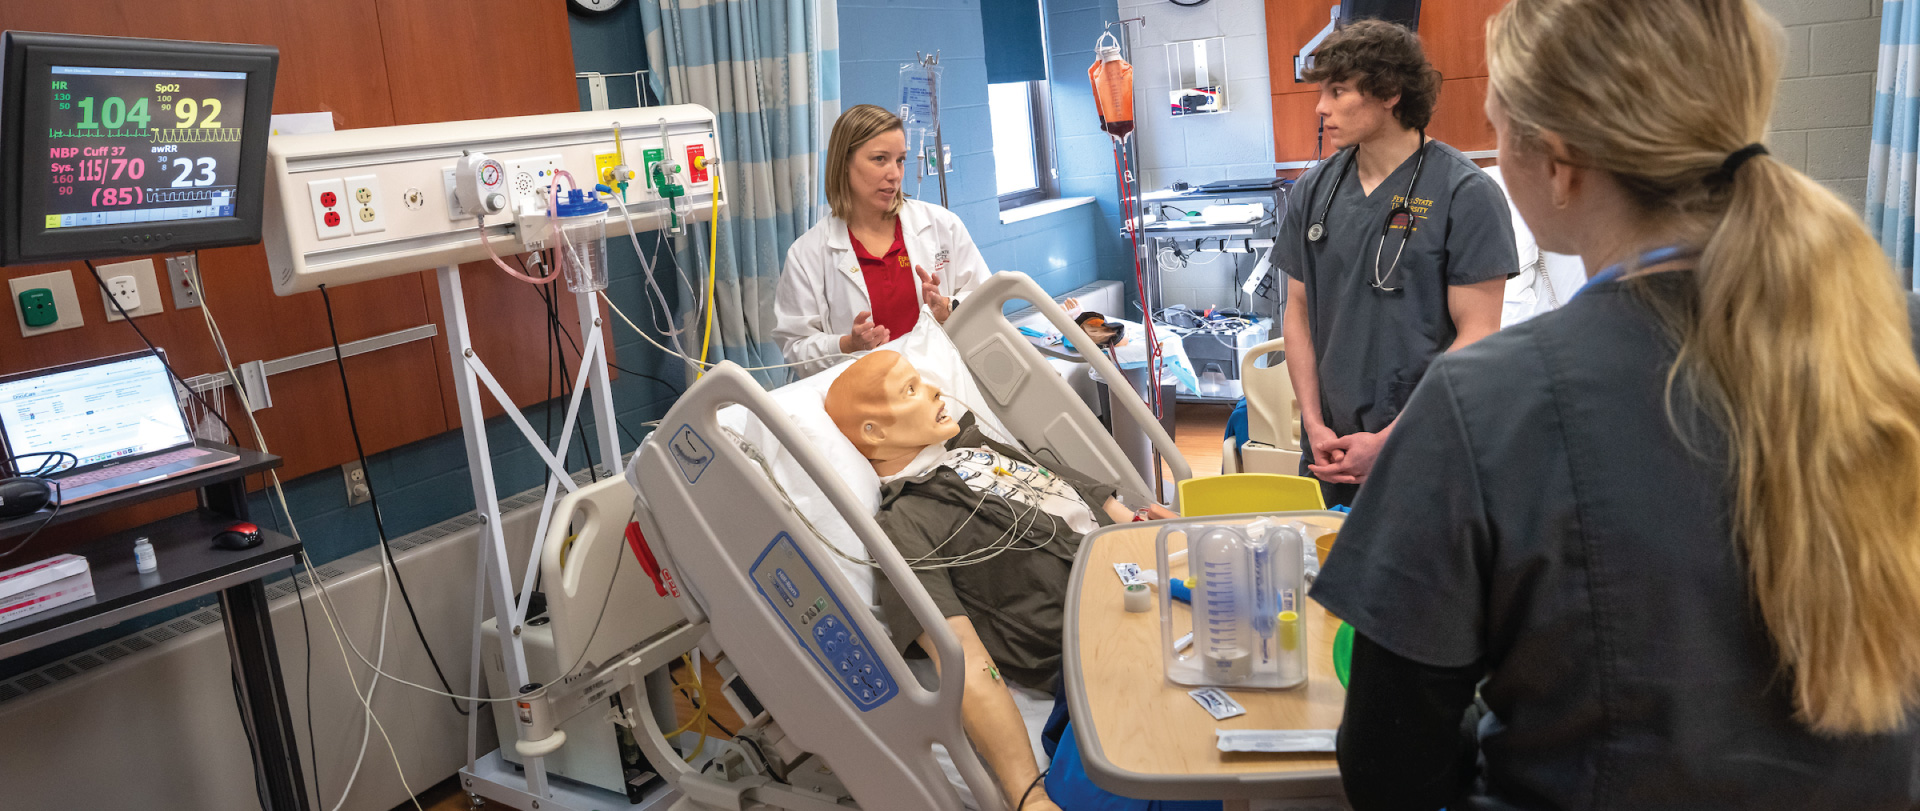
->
[[1215, 729, 1337, 753], [1188, 687, 1246, 720]]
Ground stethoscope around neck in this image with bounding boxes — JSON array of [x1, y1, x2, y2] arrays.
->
[[1306, 130, 1429, 292]]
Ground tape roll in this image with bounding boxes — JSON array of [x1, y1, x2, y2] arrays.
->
[[1123, 583, 1152, 613]]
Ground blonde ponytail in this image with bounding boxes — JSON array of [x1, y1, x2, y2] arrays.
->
[[1491, 0, 1920, 735]]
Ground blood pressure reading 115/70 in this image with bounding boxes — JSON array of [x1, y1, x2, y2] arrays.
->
[[41, 66, 247, 229]]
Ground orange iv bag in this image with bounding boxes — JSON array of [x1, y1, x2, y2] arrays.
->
[[1088, 33, 1135, 140]]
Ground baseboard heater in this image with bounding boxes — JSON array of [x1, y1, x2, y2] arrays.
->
[[0, 465, 616, 810]]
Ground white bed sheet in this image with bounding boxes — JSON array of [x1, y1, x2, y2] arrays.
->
[[715, 311, 1015, 608]]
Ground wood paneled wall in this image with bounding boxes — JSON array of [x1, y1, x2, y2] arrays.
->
[[1266, 0, 1507, 166], [0, 1, 600, 543]]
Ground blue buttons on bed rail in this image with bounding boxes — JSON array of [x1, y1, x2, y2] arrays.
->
[[751, 532, 898, 711]]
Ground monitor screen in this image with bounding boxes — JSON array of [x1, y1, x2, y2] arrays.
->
[[0, 352, 191, 473], [1341, 0, 1422, 31], [43, 66, 248, 230], [0, 32, 278, 266]]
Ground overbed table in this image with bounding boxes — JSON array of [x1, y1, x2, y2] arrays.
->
[[1063, 512, 1349, 810]]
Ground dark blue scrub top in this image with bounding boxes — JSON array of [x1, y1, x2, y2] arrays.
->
[[1313, 274, 1920, 809]]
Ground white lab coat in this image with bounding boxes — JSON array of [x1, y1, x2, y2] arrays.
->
[[1482, 166, 1589, 327], [773, 198, 994, 377]]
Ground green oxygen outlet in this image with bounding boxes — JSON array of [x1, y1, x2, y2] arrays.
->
[[18, 288, 55, 328], [641, 148, 666, 190]]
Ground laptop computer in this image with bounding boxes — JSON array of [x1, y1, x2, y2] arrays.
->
[[1194, 177, 1282, 194], [0, 350, 239, 505]]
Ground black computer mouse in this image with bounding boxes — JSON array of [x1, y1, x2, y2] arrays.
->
[[213, 522, 263, 550], [0, 478, 53, 519]]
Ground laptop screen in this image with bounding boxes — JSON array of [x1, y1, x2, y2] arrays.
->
[[0, 353, 193, 472]]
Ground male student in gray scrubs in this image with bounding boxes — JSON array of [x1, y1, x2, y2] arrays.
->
[[1279, 20, 1517, 506]]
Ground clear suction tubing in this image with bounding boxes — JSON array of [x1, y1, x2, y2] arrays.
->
[[1158, 521, 1308, 689]]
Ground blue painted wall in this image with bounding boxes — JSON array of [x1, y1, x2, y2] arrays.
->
[[0, 9, 683, 680], [838, 0, 1127, 302]]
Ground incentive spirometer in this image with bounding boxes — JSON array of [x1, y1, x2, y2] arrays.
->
[[1158, 520, 1309, 689]]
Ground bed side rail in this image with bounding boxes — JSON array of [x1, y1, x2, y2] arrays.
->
[[945, 271, 1193, 505], [628, 362, 1006, 811]]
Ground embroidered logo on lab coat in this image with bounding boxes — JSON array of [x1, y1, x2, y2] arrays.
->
[[934, 248, 950, 276]]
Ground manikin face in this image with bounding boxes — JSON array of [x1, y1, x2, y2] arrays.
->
[[824, 351, 960, 462], [848, 129, 907, 219], [1315, 78, 1401, 150]]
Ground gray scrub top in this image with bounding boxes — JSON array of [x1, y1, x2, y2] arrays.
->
[[1278, 141, 1517, 436], [1312, 274, 1920, 810]]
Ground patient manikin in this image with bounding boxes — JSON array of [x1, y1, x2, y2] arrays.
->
[[825, 350, 1174, 811]]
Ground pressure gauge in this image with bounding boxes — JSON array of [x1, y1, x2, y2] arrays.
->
[[569, 0, 625, 15]]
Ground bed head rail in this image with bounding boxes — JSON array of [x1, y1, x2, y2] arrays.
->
[[628, 363, 1005, 811], [945, 272, 1193, 506]]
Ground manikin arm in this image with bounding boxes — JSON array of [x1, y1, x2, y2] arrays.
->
[[917, 617, 1061, 811]]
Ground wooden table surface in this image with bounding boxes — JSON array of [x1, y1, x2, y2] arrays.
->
[[1063, 513, 1349, 802]]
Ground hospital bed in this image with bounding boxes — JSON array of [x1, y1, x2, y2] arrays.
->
[[610, 271, 1194, 810]]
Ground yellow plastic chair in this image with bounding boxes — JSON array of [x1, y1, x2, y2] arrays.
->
[[1177, 472, 1325, 517]]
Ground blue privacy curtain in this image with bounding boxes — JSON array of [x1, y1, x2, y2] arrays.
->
[[641, 0, 840, 384], [1869, 0, 1920, 289]]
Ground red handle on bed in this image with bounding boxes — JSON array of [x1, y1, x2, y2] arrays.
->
[[625, 521, 669, 597]]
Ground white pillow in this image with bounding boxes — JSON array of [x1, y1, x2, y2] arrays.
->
[[716, 310, 1011, 607]]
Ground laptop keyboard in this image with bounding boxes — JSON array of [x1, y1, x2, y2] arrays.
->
[[59, 448, 206, 487]]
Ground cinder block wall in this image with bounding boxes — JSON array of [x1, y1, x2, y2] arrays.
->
[[1759, 0, 1881, 211]]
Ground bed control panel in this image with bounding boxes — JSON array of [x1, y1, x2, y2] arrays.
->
[[751, 532, 898, 711]]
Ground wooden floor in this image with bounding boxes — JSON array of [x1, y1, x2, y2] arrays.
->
[[404, 406, 1233, 811]]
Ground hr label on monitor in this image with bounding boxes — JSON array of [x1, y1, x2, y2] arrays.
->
[[668, 424, 712, 484], [42, 66, 247, 229], [751, 532, 897, 711]]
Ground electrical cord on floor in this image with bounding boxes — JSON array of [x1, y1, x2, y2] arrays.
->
[[179, 261, 420, 810], [271, 504, 326, 810], [317, 285, 469, 718], [83, 260, 245, 447]]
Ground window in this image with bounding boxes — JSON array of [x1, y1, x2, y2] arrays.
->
[[990, 80, 1058, 210]]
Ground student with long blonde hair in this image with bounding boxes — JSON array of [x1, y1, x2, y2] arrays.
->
[[1309, 0, 1920, 807]]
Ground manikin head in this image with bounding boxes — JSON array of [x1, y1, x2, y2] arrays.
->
[[824, 351, 960, 472]]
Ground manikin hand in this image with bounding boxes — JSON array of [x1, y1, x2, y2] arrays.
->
[[840, 310, 892, 353], [1101, 498, 1180, 523], [918, 266, 952, 324], [1307, 429, 1389, 485]]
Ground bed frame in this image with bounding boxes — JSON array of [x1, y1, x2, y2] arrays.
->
[[569, 272, 1190, 810]]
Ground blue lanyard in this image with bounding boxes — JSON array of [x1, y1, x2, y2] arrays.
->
[[1577, 245, 1694, 297]]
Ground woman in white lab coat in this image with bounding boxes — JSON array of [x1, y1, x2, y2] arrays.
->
[[773, 104, 993, 377]]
